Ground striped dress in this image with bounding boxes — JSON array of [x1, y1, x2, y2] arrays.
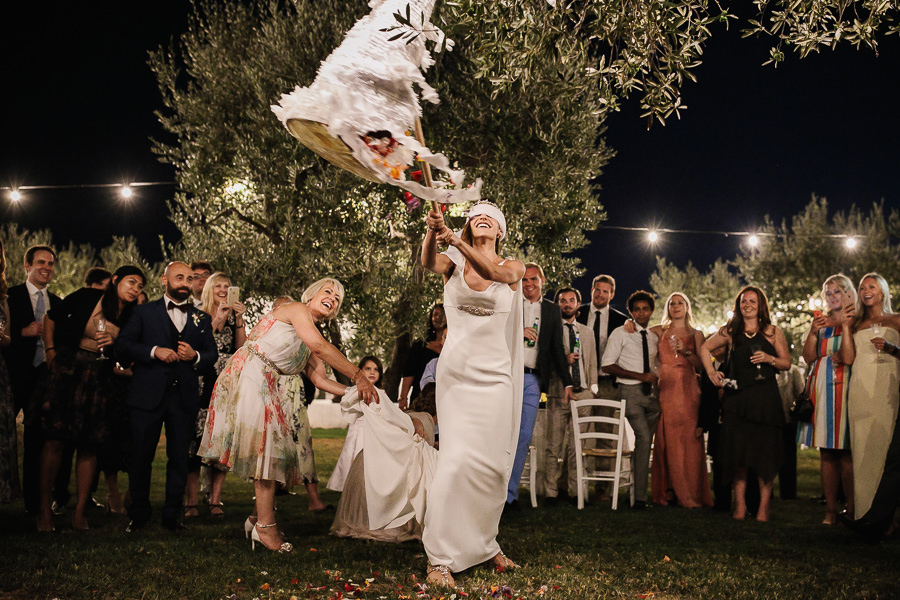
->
[[798, 326, 850, 449]]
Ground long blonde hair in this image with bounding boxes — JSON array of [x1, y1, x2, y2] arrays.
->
[[200, 272, 231, 316], [660, 291, 695, 330], [855, 272, 893, 328]]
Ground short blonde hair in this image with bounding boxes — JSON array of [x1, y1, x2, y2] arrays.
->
[[301, 277, 345, 319], [200, 272, 231, 316], [821, 274, 856, 317]]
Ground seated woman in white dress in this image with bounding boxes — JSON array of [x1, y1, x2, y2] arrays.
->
[[199, 278, 377, 552], [330, 408, 435, 542], [327, 356, 384, 493]]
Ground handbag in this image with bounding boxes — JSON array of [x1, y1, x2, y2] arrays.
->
[[789, 390, 814, 422]]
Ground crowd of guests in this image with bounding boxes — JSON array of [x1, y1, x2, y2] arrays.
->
[[0, 237, 898, 553]]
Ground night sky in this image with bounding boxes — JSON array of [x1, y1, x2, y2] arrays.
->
[[3, 2, 899, 305]]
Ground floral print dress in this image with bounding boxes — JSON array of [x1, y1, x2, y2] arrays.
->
[[199, 313, 315, 487]]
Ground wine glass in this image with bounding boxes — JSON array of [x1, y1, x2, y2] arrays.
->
[[96, 317, 109, 361], [750, 342, 765, 380], [872, 323, 884, 362], [668, 333, 680, 358]]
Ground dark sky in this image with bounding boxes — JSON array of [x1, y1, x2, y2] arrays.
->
[[3, 3, 899, 304]]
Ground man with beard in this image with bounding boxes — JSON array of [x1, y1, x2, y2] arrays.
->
[[116, 261, 217, 532], [544, 287, 598, 505]]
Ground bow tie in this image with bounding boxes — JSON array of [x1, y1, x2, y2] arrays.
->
[[167, 301, 190, 313]]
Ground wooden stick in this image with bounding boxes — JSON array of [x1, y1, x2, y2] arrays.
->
[[413, 117, 441, 213]]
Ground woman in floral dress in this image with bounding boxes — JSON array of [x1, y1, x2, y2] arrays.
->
[[199, 278, 376, 552]]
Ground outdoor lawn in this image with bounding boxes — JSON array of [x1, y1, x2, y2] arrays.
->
[[1, 429, 897, 600]]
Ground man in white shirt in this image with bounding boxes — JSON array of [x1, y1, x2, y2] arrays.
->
[[506, 263, 572, 511], [544, 287, 597, 504], [601, 290, 660, 509]]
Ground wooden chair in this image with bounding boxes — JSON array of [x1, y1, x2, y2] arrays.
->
[[570, 398, 634, 510]]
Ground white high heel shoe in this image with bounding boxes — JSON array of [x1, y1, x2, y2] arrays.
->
[[250, 522, 293, 553], [243, 516, 256, 539]]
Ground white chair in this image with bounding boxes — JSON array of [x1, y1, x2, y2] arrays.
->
[[570, 398, 634, 510], [519, 445, 538, 508]]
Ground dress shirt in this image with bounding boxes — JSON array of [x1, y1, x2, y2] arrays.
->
[[522, 298, 541, 370], [420, 356, 439, 389], [25, 280, 51, 319], [192, 296, 203, 309], [601, 324, 658, 385], [562, 317, 588, 389], [586, 304, 610, 356], [150, 295, 200, 363]]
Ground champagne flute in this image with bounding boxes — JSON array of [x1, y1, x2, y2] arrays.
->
[[750, 342, 765, 380], [872, 323, 884, 362], [668, 333, 680, 358], [96, 317, 109, 361]]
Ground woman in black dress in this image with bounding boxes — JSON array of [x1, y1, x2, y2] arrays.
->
[[700, 285, 790, 522], [399, 304, 445, 410], [36, 266, 145, 531]]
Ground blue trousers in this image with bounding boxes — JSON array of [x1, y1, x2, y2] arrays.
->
[[507, 373, 541, 502]]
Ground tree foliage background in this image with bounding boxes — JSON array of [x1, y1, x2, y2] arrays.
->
[[147, 0, 900, 391]]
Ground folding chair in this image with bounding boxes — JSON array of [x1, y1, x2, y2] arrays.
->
[[519, 445, 538, 508], [570, 398, 634, 510]]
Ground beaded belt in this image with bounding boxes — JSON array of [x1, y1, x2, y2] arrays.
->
[[456, 304, 494, 317], [245, 345, 284, 374]]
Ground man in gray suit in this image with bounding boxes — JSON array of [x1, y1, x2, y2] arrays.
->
[[544, 287, 598, 504]]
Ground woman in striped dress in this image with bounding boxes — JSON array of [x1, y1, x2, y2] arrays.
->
[[798, 274, 855, 524]]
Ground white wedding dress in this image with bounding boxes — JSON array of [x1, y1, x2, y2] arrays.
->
[[423, 247, 523, 571], [342, 246, 522, 572]]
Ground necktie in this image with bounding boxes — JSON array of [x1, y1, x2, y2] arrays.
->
[[566, 323, 582, 390], [33, 291, 46, 367], [168, 301, 190, 313], [640, 329, 651, 396], [593, 311, 601, 362]]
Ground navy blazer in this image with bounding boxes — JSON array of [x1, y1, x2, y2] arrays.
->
[[115, 298, 218, 412], [577, 303, 629, 342], [1, 283, 61, 379], [535, 298, 573, 393]]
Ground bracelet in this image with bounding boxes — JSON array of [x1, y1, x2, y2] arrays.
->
[[45, 347, 55, 352]]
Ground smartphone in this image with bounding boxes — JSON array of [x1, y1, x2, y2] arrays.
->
[[812, 310, 822, 319], [226, 286, 240, 307]]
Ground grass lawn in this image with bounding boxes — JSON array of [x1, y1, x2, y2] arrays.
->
[[1, 431, 897, 600]]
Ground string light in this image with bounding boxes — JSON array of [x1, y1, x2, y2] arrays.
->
[[748, 235, 759, 247], [845, 237, 858, 249], [9, 190, 21, 202], [647, 230, 659, 243], [120, 185, 133, 199]]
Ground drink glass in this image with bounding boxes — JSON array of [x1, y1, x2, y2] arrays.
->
[[750, 342, 765, 380], [96, 317, 109, 361]]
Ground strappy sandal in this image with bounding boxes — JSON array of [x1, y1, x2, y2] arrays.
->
[[183, 505, 200, 519], [251, 522, 293, 553], [426, 563, 455, 588], [209, 503, 225, 518], [492, 550, 519, 571]]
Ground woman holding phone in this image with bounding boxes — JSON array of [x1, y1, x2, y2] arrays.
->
[[798, 274, 856, 524], [184, 272, 247, 518]]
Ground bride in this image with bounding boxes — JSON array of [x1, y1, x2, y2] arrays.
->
[[419, 201, 525, 586]]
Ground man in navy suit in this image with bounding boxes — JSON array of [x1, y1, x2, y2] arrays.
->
[[506, 263, 572, 510], [116, 261, 217, 531], [2, 245, 61, 514]]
